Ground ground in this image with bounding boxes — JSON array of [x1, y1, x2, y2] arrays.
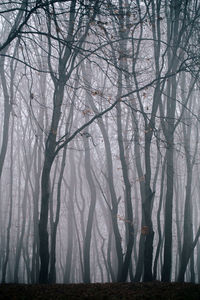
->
[[0, 282, 200, 299]]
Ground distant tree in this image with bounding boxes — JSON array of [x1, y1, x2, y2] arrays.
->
[[161, 0, 200, 281]]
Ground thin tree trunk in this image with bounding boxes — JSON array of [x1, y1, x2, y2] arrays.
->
[[1, 118, 14, 283], [63, 150, 76, 283], [82, 130, 96, 283]]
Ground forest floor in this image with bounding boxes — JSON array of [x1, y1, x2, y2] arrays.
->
[[0, 281, 200, 300]]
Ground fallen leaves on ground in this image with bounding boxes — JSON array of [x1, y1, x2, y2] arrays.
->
[[0, 281, 200, 300]]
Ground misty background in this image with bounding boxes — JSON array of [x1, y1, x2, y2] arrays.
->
[[0, 0, 200, 284]]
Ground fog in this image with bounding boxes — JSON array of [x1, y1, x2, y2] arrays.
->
[[0, 0, 200, 284]]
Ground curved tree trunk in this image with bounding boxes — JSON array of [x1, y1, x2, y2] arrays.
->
[[82, 62, 123, 281], [82, 131, 96, 283]]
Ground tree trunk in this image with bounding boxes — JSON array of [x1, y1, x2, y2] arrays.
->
[[1, 119, 14, 283]]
